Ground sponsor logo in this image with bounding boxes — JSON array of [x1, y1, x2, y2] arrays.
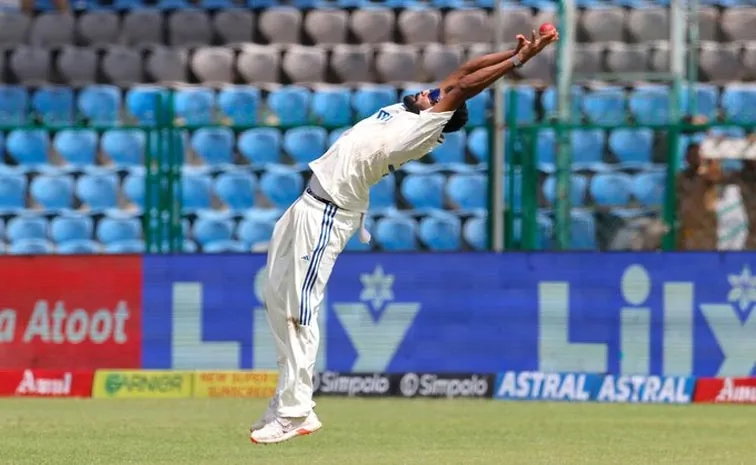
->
[[0, 256, 142, 370], [494, 371, 694, 404], [540, 264, 756, 377], [594, 375, 693, 404], [93, 370, 192, 399], [694, 377, 756, 404], [314, 371, 391, 397], [0, 369, 94, 398], [495, 371, 596, 402], [397, 373, 491, 399], [194, 371, 277, 398]]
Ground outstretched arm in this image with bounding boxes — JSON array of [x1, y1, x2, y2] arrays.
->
[[438, 48, 522, 91], [431, 29, 559, 114]]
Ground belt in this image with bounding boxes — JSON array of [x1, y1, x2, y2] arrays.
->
[[306, 186, 338, 209], [304, 186, 372, 245]]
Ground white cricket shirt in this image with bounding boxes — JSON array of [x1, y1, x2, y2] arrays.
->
[[308, 103, 455, 213]]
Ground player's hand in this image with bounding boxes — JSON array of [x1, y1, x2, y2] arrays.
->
[[515, 28, 559, 63]]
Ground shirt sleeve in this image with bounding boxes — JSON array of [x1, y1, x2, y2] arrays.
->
[[384, 109, 456, 166]]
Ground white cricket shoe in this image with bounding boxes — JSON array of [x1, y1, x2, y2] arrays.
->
[[250, 395, 279, 432], [249, 412, 322, 445]]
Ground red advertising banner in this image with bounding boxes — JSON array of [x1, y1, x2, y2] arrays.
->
[[0, 256, 142, 369], [0, 369, 94, 397], [693, 377, 756, 404]]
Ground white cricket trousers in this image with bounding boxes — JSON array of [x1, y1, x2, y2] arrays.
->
[[262, 190, 360, 418]]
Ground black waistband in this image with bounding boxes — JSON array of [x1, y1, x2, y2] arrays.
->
[[306, 186, 338, 209]]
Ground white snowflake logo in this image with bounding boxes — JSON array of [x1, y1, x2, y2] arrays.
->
[[359, 265, 395, 310], [726, 265, 756, 313]]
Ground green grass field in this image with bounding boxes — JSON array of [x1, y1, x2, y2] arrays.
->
[[0, 398, 753, 465]]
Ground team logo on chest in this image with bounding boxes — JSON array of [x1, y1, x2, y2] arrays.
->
[[376, 110, 393, 121]]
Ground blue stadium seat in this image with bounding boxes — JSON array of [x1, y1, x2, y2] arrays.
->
[[215, 171, 256, 211], [122, 172, 145, 209], [0, 86, 29, 125], [328, 127, 350, 147], [570, 210, 597, 250], [311, 88, 352, 127], [78, 85, 121, 125], [101, 129, 145, 167], [182, 173, 212, 212], [680, 83, 718, 121], [6, 129, 50, 169], [97, 216, 141, 244], [53, 130, 98, 169], [446, 173, 486, 210], [467, 127, 488, 164], [629, 85, 670, 125], [283, 127, 327, 164], [430, 130, 466, 165], [126, 86, 169, 125], [466, 91, 491, 127], [542, 174, 588, 207], [721, 85, 756, 125], [352, 86, 396, 120], [112, 0, 144, 9], [9, 239, 54, 255], [200, 0, 234, 8], [375, 215, 418, 251], [238, 128, 282, 166], [76, 173, 119, 211], [32, 87, 74, 126], [608, 128, 654, 169], [370, 173, 396, 212], [174, 87, 215, 126], [237, 217, 275, 247], [590, 173, 633, 206], [57, 240, 101, 254], [400, 173, 446, 211], [345, 215, 373, 251], [50, 214, 93, 243], [541, 86, 584, 120], [6, 215, 47, 242], [158, 0, 190, 8], [30, 174, 74, 211], [418, 212, 461, 251], [632, 171, 666, 207], [583, 86, 626, 125], [504, 86, 536, 124], [267, 86, 311, 126], [0, 173, 27, 213], [259, 166, 303, 209], [203, 240, 247, 253], [193, 217, 234, 246], [463, 214, 487, 250], [191, 127, 234, 167], [218, 86, 260, 126], [571, 129, 607, 170], [104, 240, 145, 254]]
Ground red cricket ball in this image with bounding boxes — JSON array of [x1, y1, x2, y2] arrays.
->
[[539, 23, 556, 35]]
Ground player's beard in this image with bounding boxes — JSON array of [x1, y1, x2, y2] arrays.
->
[[402, 95, 421, 114]]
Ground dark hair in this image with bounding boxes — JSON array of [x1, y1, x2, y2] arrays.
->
[[401, 95, 468, 133], [442, 102, 468, 133]]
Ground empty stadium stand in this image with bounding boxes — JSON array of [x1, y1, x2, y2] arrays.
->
[[0, 1, 754, 254]]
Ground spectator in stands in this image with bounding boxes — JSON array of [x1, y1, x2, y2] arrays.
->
[[675, 142, 722, 250], [733, 155, 756, 249]]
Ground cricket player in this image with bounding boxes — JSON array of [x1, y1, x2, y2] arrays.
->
[[250, 28, 559, 445]]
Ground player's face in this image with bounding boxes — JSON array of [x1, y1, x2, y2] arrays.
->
[[409, 88, 442, 111]]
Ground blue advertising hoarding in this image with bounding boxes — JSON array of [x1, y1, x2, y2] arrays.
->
[[141, 253, 756, 377]]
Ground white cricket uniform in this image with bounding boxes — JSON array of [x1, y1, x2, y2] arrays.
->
[[262, 104, 455, 418]]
